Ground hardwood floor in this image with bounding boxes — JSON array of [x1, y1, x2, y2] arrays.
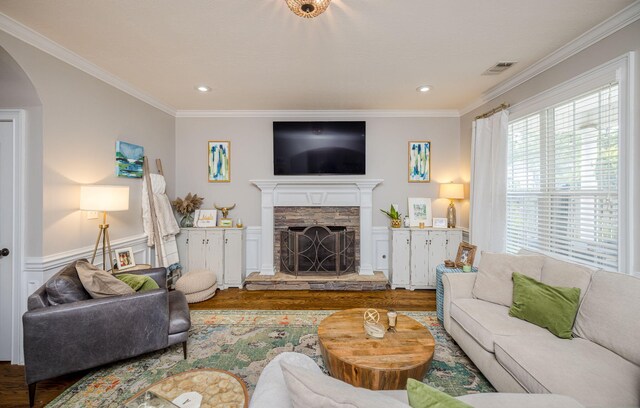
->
[[1, 288, 435, 407]]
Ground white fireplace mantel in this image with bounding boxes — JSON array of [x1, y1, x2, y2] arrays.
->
[[251, 178, 383, 276]]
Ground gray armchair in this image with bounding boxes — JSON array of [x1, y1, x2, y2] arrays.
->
[[23, 259, 190, 407]]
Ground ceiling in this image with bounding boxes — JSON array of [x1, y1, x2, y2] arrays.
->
[[0, 0, 634, 112]]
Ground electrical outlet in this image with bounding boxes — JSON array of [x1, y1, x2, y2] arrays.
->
[[87, 211, 98, 220]]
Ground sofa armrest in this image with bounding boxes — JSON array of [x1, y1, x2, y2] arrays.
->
[[22, 289, 169, 384], [115, 267, 167, 288], [442, 273, 477, 333]]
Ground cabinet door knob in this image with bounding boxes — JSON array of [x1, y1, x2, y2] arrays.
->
[[186, 238, 189, 245], [202, 239, 205, 244], [225, 238, 228, 244], [406, 239, 410, 244]]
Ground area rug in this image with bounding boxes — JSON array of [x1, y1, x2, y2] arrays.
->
[[47, 310, 495, 407]]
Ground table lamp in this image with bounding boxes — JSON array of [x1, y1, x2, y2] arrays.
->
[[439, 183, 464, 228], [80, 185, 129, 272]]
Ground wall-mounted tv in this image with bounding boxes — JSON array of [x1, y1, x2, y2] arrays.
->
[[273, 121, 366, 175]]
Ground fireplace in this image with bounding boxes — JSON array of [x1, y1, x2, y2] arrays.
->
[[280, 226, 356, 276], [251, 178, 382, 276]]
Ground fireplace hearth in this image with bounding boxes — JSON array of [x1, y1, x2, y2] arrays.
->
[[280, 226, 355, 276]]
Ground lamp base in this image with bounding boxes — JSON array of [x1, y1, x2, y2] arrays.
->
[[447, 201, 457, 228]]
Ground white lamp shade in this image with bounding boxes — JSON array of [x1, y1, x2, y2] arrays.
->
[[440, 183, 464, 200], [80, 185, 129, 211]]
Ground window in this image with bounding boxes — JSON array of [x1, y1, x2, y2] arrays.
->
[[506, 83, 620, 270]]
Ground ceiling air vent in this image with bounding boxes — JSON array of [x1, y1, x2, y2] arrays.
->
[[482, 61, 517, 76]]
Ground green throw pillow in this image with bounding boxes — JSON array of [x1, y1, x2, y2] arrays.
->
[[116, 273, 160, 292], [407, 379, 472, 408], [509, 272, 580, 339]]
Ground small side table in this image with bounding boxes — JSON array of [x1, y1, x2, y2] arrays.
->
[[436, 264, 478, 322]]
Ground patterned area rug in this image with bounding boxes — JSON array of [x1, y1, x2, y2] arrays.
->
[[47, 310, 495, 407]]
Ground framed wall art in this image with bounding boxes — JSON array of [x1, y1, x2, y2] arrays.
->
[[408, 141, 431, 182], [116, 141, 144, 178], [408, 197, 432, 227], [195, 209, 217, 227], [208, 141, 230, 182]]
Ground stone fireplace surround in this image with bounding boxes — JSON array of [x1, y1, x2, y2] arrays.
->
[[251, 178, 382, 276]]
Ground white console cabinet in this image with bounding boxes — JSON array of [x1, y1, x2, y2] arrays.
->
[[389, 228, 462, 289], [176, 228, 246, 289]]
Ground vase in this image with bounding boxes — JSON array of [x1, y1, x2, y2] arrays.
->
[[391, 219, 402, 228], [180, 212, 195, 228]]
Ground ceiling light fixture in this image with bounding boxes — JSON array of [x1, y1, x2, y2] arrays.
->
[[416, 85, 432, 93], [286, 0, 332, 18], [196, 85, 211, 93]]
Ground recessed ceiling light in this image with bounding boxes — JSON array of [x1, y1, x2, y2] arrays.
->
[[196, 85, 211, 93], [416, 85, 432, 93]]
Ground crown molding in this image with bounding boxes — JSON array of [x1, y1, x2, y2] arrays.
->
[[0, 12, 176, 116], [175, 109, 461, 118], [460, 0, 640, 117]]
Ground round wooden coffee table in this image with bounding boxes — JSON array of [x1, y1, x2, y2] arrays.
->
[[318, 308, 435, 390], [126, 369, 248, 407]]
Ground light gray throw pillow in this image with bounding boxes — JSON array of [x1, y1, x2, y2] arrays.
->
[[280, 361, 409, 408], [76, 260, 135, 298], [472, 252, 545, 307]]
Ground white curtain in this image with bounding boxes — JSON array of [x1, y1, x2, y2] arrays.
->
[[470, 110, 509, 260]]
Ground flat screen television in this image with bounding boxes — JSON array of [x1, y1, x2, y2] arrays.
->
[[273, 121, 366, 175]]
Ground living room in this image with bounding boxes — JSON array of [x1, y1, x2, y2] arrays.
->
[[0, 1, 639, 407]]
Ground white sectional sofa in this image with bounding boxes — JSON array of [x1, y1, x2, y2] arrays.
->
[[442, 251, 640, 408]]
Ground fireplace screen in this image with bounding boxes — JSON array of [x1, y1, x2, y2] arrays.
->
[[280, 226, 355, 276]]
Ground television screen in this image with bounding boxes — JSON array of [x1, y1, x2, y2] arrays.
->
[[273, 121, 366, 175]]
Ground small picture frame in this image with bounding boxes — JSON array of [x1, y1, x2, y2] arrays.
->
[[455, 242, 477, 267], [195, 209, 217, 227], [115, 247, 136, 271], [408, 197, 432, 227], [218, 218, 233, 227], [433, 217, 447, 228]]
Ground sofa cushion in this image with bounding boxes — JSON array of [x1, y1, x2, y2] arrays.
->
[[472, 253, 545, 307], [574, 270, 640, 366], [518, 249, 594, 302], [509, 272, 581, 339], [494, 335, 640, 407], [450, 298, 554, 353], [168, 290, 190, 335], [75, 260, 134, 298], [280, 361, 409, 408], [45, 267, 91, 305], [406, 379, 471, 408], [456, 393, 584, 408], [116, 273, 160, 292]]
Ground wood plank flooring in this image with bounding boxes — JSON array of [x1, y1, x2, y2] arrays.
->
[[0, 288, 435, 407]]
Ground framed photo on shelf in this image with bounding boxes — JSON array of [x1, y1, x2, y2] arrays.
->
[[455, 242, 477, 267], [115, 247, 136, 271], [195, 209, 217, 227], [408, 141, 431, 182], [432, 217, 447, 228], [208, 141, 230, 182], [408, 197, 432, 227]]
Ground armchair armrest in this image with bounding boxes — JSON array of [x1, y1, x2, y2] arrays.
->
[[23, 289, 169, 384], [442, 273, 477, 333], [115, 267, 167, 288]]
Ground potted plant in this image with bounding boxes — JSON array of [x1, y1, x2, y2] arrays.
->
[[172, 193, 204, 227], [381, 205, 402, 228]]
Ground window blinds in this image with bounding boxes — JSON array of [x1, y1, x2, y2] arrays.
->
[[506, 83, 619, 270]]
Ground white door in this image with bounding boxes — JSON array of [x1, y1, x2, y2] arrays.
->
[[224, 229, 243, 287], [187, 230, 207, 271], [206, 230, 224, 287], [390, 230, 410, 288], [175, 230, 189, 272], [446, 231, 462, 261], [410, 230, 429, 288], [0, 121, 14, 360], [428, 231, 447, 287]]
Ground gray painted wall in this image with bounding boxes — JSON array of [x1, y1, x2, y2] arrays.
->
[[175, 116, 463, 228], [0, 31, 176, 257], [459, 20, 640, 272]]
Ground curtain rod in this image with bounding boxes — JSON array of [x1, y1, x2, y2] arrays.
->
[[475, 103, 510, 120]]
